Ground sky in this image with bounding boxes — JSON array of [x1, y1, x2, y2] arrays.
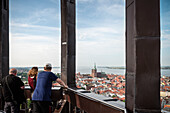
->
[[9, 0, 170, 67]]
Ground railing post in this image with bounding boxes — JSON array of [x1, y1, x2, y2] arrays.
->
[[126, 0, 160, 112]]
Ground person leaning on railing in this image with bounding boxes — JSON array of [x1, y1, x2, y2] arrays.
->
[[32, 63, 68, 113]]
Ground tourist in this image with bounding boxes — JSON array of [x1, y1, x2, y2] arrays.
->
[[1, 68, 26, 113], [28, 67, 38, 92], [32, 63, 68, 113]]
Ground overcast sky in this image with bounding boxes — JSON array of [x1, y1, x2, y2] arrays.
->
[[9, 0, 170, 67]]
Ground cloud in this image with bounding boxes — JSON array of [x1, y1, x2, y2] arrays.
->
[[98, 4, 124, 17], [96, 1, 125, 17], [50, 0, 58, 4], [73, 0, 126, 66], [11, 33, 57, 43], [10, 22, 61, 40], [78, 0, 93, 2], [76, 26, 125, 67], [10, 0, 126, 67], [11, 23, 60, 31], [11, 8, 60, 25], [161, 32, 170, 48], [10, 33, 61, 67], [77, 0, 125, 29], [77, 26, 124, 41], [76, 37, 125, 66], [77, 0, 124, 18]]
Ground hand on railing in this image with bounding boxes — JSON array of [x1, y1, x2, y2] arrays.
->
[[63, 85, 68, 89]]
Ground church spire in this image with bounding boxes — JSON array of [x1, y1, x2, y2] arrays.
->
[[94, 63, 97, 70]]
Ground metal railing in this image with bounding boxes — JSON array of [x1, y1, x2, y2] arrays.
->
[[66, 88, 126, 113], [0, 86, 126, 113]]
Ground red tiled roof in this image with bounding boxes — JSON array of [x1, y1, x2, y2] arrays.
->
[[120, 97, 125, 101], [164, 86, 170, 91], [84, 79, 93, 82], [98, 90, 103, 94], [164, 105, 170, 108]]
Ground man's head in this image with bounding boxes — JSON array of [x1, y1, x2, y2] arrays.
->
[[44, 63, 52, 71], [9, 68, 17, 76]]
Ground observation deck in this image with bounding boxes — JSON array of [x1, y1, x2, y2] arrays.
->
[[0, 0, 161, 112], [18, 86, 125, 113]]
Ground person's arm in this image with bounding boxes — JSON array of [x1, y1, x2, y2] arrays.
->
[[56, 78, 68, 88], [16, 77, 24, 89]]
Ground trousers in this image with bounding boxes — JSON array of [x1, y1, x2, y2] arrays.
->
[[33, 101, 50, 113], [4, 102, 20, 113]]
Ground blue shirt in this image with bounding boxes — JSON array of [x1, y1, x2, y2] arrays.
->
[[32, 71, 58, 101]]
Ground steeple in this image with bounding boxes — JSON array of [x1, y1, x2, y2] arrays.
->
[[94, 63, 97, 70], [91, 63, 97, 77]]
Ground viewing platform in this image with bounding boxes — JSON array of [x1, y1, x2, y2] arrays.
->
[[20, 86, 126, 113], [0, 0, 162, 112]]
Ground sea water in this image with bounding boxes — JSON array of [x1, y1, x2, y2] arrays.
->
[[45, 66, 170, 77]]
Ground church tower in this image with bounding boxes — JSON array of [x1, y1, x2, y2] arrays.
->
[[91, 63, 97, 77]]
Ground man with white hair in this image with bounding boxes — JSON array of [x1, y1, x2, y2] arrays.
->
[[1, 68, 25, 113], [32, 63, 67, 113]]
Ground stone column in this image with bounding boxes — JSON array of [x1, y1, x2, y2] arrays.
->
[[0, 0, 9, 81], [61, 1, 76, 112], [61, 0, 76, 88], [126, 0, 160, 112], [0, 0, 9, 110]]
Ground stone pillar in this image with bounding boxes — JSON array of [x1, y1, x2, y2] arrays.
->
[[0, 0, 9, 110], [126, 0, 160, 112], [61, 0, 76, 112], [61, 0, 76, 88], [0, 0, 9, 81]]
